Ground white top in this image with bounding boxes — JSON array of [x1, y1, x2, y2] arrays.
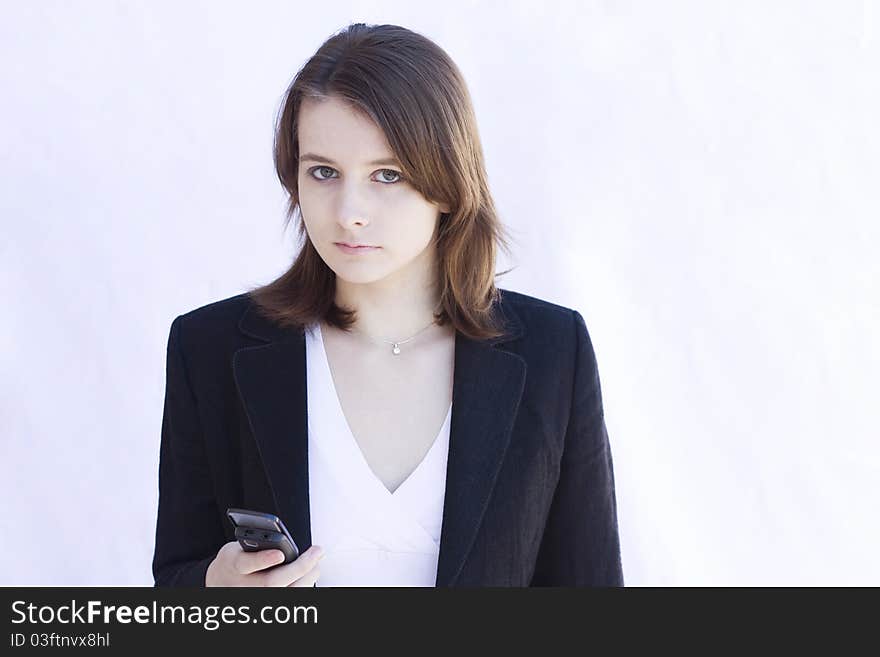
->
[[304, 322, 452, 586]]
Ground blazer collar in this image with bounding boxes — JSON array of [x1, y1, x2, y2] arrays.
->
[[232, 292, 526, 587]]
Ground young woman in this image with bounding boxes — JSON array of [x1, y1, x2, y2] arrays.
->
[[152, 22, 623, 587]]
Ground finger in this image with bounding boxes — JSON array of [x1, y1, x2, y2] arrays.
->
[[262, 547, 322, 587], [290, 565, 321, 588], [262, 547, 324, 587], [235, 548, 286, 575]]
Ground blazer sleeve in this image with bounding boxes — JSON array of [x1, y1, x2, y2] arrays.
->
[[529, 310, 624, 586], [151, 315, 227, 586]]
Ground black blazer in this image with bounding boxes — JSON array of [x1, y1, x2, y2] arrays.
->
[[152, 288, 623, 587]]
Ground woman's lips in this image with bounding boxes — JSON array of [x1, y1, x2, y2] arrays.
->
[[335, 242, 380, 255]]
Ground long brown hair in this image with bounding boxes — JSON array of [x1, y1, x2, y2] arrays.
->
[[246, 22, 518, 341]]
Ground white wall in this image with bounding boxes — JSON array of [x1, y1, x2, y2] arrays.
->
[[1, 0, 876, 585]]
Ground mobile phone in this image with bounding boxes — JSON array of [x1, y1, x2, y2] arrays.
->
[[226, 508, 300, 565]]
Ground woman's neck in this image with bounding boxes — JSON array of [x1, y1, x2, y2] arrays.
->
[[332, 250, 447, 342]]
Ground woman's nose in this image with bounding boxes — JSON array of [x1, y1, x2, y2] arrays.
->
[[335, 184, 371, 226]]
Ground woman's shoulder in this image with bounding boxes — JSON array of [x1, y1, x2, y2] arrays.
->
[[498, 287, 588, 334], [167, 292, 255, 361], [175, 292, 251, 325], [496, 287, 598, 360], [499, 287, 580, 317]]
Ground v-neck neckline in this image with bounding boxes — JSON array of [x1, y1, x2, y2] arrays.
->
[[312, 321, 452, 499]]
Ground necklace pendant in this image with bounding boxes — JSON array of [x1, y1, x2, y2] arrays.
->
[[392, 343, 401, 355]]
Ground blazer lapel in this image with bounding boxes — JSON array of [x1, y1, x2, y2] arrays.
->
[[232, 293, 527, 586], [233, 311, 312, 556], [436, 321, 527, 586]]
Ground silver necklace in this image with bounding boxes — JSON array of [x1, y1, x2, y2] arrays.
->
[[350, 318, 438, 355]]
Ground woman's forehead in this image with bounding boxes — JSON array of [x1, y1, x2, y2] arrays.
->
[[298, 97, 396, 166]]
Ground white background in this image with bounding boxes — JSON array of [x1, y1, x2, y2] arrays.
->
[[1, 1, 877, 585]]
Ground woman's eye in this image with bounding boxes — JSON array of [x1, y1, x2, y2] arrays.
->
[[310, 166, 337, 181], [376, 169, 402, 184]]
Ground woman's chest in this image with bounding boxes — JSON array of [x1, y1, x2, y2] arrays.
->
[[321, 329, 455, 495]]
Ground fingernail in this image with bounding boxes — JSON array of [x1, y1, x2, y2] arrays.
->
[[313, 546, 324, 559]]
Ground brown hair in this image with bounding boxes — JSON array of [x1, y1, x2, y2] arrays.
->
[[246, 22, 518, 340]]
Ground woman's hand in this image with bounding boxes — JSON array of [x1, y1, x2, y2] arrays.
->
[[205, 541, 324, 587]]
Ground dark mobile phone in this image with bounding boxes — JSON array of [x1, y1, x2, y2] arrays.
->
[[226, 508, 300, 565]]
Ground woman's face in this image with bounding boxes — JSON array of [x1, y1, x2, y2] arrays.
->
[[296, 95, 450, 286]]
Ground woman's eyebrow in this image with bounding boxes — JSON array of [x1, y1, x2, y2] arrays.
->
[[300, 152, 400, 167]]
